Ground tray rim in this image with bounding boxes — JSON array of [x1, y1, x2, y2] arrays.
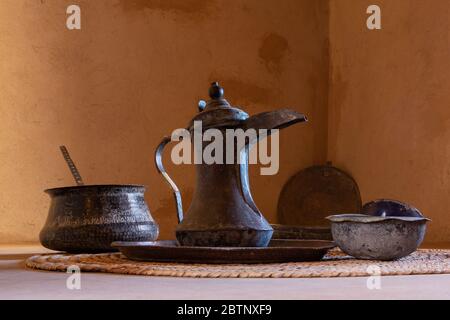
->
[[111, 239, 336, 251], [111, 240, 336, 264]]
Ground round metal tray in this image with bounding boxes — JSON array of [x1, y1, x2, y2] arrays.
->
[[112, 240, 335, 264]]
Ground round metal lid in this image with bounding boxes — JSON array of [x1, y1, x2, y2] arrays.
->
[[277, 162, 362, 227]]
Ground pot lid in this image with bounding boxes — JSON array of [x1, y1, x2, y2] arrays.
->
[[188, 82, 249, 130]]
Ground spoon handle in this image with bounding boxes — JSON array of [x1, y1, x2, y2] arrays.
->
[[59, 145, 84, 186]]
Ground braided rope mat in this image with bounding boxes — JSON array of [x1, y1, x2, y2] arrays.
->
[[26, 249, 450, 278]]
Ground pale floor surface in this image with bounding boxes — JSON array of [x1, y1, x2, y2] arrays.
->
[[1, 245, 450, 300]]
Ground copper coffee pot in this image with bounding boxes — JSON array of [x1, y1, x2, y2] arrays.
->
[[155, 82, 307, 247]]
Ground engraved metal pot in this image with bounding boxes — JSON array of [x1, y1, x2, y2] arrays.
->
[[40, 185, 159, 253]]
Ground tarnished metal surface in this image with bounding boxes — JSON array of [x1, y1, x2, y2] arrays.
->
[[40, 185, 159, 253], [277, 163, 362, 228], [112, 239, 335, 264], [155, 82, 307, 247], [327, 214, 429, 260]]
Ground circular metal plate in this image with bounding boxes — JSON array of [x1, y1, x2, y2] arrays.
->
[[277, 164, 362, 227], [112, 240, 335, 264]]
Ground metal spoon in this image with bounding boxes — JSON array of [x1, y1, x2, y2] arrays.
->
[[59, 145, 84, 186]]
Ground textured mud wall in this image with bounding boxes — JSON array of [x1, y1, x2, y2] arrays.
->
[[0, 0, 329, 243], [328, 0, 450, 244]]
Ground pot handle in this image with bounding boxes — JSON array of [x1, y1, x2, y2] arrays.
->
[[155, 136, 184, 224]]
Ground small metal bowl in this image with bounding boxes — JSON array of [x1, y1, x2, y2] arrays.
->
[[326, 214, 430, 260]]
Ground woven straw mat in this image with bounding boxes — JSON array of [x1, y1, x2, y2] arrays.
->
[[25, 248, 450, 278]]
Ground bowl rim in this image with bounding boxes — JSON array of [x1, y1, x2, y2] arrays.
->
[[326, 213, 430, 223], [44, 184, 146, 194]]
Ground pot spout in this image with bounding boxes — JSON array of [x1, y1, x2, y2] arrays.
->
[[243, 109, 307, 139]]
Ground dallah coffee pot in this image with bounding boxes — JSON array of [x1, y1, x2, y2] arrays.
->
[[155, 82, 307, 247]]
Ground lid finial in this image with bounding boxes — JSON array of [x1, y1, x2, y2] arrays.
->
[[209, 82, 224, 100]]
